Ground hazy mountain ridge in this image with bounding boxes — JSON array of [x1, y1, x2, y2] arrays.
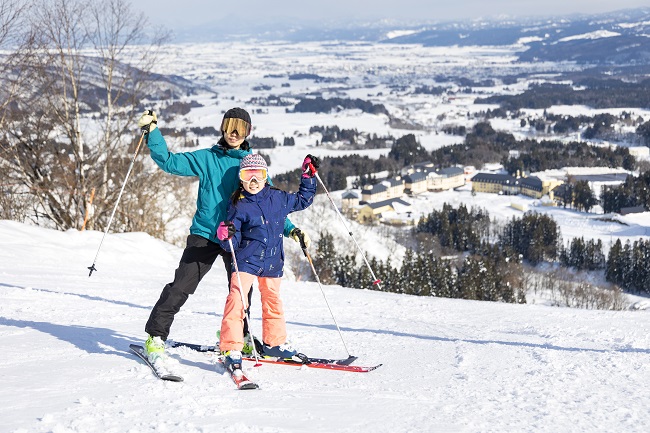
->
[[387, 8, 650, 65], [174, 8, 650, 66]]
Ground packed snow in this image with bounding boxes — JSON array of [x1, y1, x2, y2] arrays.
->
[[1, 218, 650, 432]]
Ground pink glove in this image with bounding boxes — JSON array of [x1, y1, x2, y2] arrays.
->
[[217, 221, 236, 241], [302, 154, 320, 178]]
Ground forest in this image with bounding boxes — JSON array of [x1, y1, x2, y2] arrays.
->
[[292, 97, 389, 115], [475, 79, 650, 110], [312, 203, 648, 309]]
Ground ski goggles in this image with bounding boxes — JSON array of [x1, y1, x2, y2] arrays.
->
[[221, 117, 251, 137], [239, 168, 267, 183]]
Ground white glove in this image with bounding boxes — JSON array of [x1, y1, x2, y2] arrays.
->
[[290, 228, 311, 249], [137, 110, 158, 133]]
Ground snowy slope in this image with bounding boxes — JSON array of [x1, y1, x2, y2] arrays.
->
[[1, 220, 649, 433]]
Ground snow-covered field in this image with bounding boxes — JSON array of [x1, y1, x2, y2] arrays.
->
[[149, 41, 650, 162], [1, 220, 649, 433], [142, 40, 650, 249]]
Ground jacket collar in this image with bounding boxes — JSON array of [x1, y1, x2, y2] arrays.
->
[[214, 136, 251, 155], [212, 145, 250, 159], [241, 184, 271, 202]]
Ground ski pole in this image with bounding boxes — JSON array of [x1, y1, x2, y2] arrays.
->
[[301, 242, 353, 359], [314, 172, 383, 290], [228, 237, 262, 367], [88, 129, 146, 276]]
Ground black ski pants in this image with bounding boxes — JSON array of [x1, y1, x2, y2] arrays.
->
[[145, 234, 253, 340]]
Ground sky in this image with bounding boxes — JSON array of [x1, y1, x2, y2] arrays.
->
[[133, 0, 649, 29]]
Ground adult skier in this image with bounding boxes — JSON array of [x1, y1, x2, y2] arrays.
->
[[137, 107, 311, 363]]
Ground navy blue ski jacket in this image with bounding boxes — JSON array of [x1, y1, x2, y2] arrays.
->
[[220, 177, 317, 277]]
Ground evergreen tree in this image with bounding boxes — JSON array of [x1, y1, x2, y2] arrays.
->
[[314, 231, 337, 284], [573, 180, 598, 212], [438, 210, 453, 248], [631, 240, 650, 294], [499, 213, 559, 265], [606, 239, 624, 284], [622, 241, 634, 290], [413, 255, 430, 296], [586, 239, 606, 271], [569, 237, 586, 269], [458, 258, 481, 300], [399, 249, 417, 295], [335, 254, 357, 288], [388, 134, 428, 166], [636, 120, 650, 145], [600, 172, 650, 213]]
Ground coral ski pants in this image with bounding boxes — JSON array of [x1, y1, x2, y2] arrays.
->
[[219, 272, 286, 352]]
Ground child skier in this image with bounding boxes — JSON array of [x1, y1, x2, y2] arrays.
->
[[216, 153, 320, 371]]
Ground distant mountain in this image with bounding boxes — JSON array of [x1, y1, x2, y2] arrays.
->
[[174, 8, 650, 66], [172, 20, 397, 44], [385, 8, 650, 66]]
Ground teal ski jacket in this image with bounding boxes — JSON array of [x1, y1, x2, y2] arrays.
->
[[146, 128, 295, 242]]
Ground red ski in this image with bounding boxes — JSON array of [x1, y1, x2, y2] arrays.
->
[[251, 356, 382, 372], [217, 358, 259, 390], [169, 340, 382, 373]]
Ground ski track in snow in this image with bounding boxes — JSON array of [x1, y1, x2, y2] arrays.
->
[[1, 220, 649, 432]]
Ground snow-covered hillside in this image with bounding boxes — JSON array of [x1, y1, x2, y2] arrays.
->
[[1, 220, 649, 433]]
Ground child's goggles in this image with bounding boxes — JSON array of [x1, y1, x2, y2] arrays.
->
[[239, 168, 267, 183], [221, 118, 251, 137]]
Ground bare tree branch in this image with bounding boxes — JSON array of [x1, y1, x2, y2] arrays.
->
[[1, 0, 189, 242]]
